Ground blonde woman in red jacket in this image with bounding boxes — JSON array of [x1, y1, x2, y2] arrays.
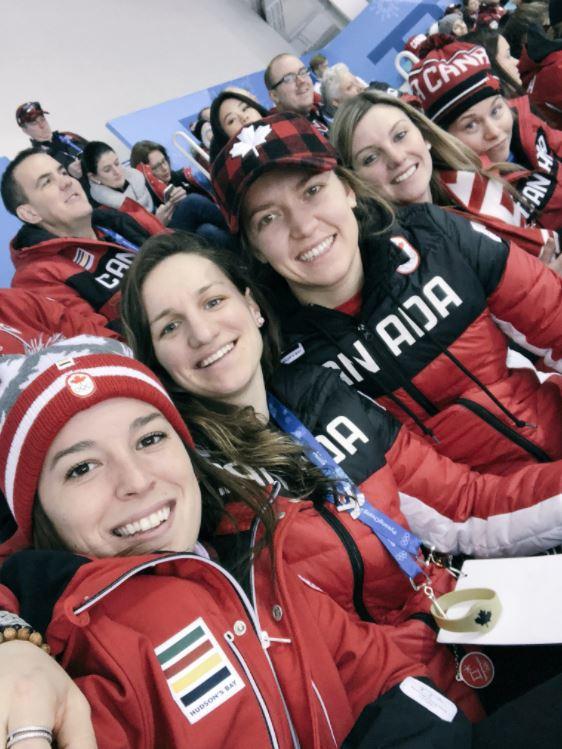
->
[[409, 37, 562, 233]]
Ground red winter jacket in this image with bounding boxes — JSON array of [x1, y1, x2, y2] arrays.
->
[[9, 208, 150, 331], [238, 365, 562, 717], [216, 496, 485, 723], [0, 550, 425, 749], [0, 288, 119, 354], [117, 197, 165, 235], [506, 96, 562, 232], [518, 30, 562, 131]]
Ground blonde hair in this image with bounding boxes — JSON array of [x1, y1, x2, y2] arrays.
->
[[330, 89, 522, 207]]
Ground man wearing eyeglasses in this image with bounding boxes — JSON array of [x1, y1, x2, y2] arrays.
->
[[15, 102, 88, 179], [265, 53, 329, 135]]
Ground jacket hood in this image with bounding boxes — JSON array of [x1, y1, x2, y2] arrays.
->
[[526, 24, 562, 63]]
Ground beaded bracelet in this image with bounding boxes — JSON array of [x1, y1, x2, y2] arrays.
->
[[0, 611, 50, 654]]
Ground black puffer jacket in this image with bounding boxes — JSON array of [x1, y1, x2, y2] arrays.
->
[[269, 203, 562, 474]]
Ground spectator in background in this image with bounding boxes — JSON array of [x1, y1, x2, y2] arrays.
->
[[464, 27, 524, 96], [518, 21, 562, 128], [309, 53, 328, 80], [478, 0, 508, 28], [0, 149, 151, 332], [403, 33, 428, 59], [190, 107, 213, 152], [321, 63, 366, 118], [16, 101, 87, 179], [309, 53, 329, 93], [209, 91, 269, 160], [438, 11, 469, 35], [409, 38, 562, 233], [549, 0, 562, 36], [264, 53, 329, 134], [462, 0, 480, 30], [82, 141, 168, 234], [129, 139, 234, 249], [502, 0, 549, 55]]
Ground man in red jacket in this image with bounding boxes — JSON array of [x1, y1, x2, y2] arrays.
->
[[1, 148, 152, 334]]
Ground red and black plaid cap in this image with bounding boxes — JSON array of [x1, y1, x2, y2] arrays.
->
[[210, 112, 337, 234], [409, 38, 501, 128]]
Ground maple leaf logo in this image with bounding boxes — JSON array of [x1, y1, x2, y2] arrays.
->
[[229, 124, 272, 159], [474, 609, 492, 627]]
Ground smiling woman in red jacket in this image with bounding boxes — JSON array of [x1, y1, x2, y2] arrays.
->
[[119, 229, 562, 718], [0, 336, 440, 749], [409, 37, 562, 233], [209, 111, 562, 476], [2, 344, 562, 745]]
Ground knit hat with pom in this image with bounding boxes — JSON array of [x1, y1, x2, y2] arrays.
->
[[0, 335, 194, 543], [409, 37, 502, 127]]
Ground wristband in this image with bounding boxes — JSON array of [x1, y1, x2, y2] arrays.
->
[[431, 588, 501, 633], [0, 611, 50, 654]]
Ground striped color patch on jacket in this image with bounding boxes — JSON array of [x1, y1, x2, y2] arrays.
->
[[155, 617, 245, 724]]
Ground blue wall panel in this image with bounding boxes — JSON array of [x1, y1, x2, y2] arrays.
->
[[106, 0, 448, 170], [0, 157, 21, 287]]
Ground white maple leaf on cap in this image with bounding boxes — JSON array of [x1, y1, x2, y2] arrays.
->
[[229, 124, 272, 159]]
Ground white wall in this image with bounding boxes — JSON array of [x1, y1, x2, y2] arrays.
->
[[0, 0, 294, 159]]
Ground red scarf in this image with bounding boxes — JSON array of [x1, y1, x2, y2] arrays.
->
[[438, 168, 557, 258]]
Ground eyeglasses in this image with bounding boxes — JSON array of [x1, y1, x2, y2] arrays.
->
[[270, 67, 311, 90], [150, 157, 169, 172]]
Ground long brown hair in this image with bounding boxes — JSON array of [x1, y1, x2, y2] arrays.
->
[[331, 89, 523, 207], [120, 231, 336, 513]]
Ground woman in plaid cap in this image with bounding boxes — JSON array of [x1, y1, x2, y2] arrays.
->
[[210, 111, 562, 476]]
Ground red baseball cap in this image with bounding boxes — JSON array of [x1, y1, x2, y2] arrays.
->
[[404, 33, 428, 56], [16, 101, 49, 127]]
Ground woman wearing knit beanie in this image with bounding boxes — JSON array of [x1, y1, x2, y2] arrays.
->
[[437, 12, 469, 36], [331, 89, 558, 264], [408, 36, 562, 231], [0, 335, 489, 748]]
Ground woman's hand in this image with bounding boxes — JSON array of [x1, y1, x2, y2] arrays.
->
[[155, 202, 174, 226], [166, 186, 187, 207], [0, 641, 97, 748], [155, 186, 187, 226], [67, 160, 83, 180]]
